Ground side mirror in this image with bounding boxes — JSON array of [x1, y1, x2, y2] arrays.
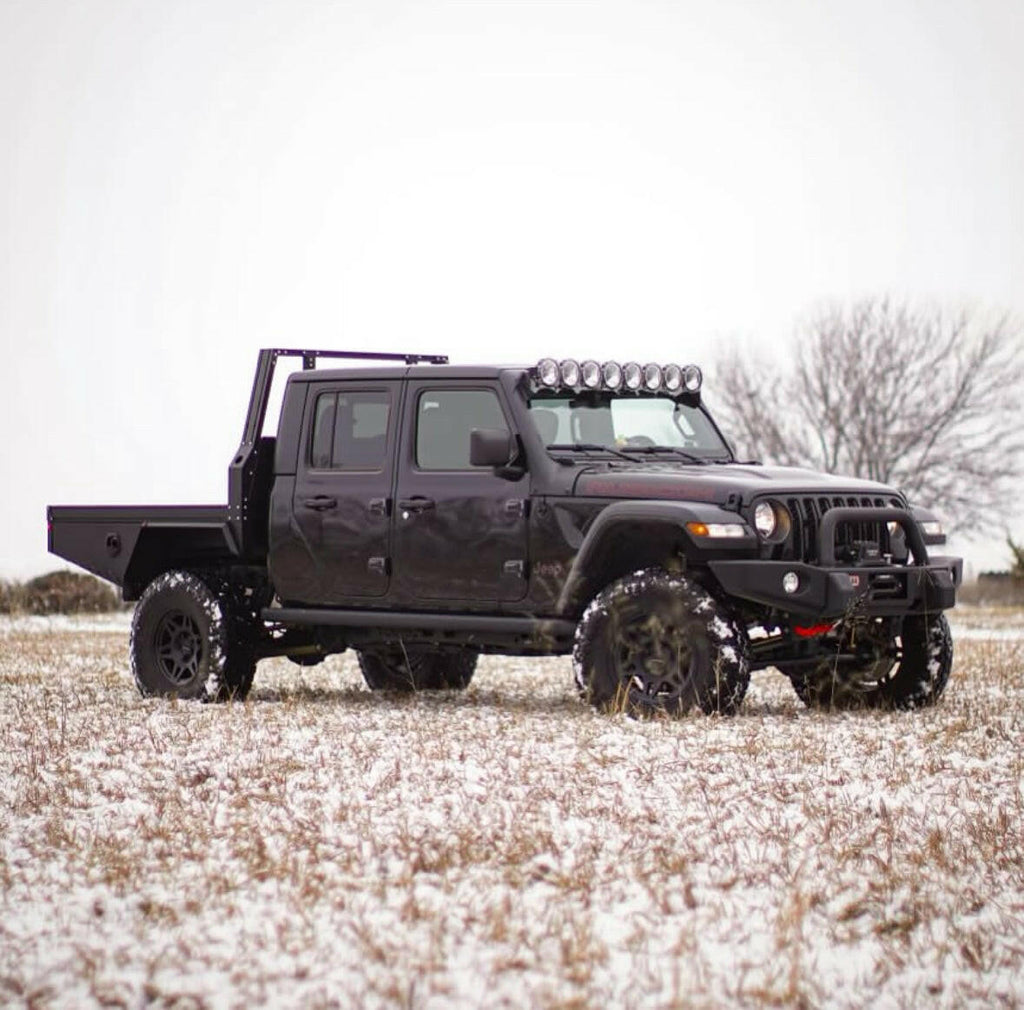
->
[[470, 428, 516, 468]]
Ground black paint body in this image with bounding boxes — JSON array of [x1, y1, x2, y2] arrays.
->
[[48, 349, 963, 664]]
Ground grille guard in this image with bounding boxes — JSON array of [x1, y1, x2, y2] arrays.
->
[[817, 507, 929, 567]]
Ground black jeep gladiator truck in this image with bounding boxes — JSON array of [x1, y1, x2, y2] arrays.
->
[[48, 348, 962, 714]]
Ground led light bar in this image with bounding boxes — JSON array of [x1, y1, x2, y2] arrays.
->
[[530, 358, 703, 395]]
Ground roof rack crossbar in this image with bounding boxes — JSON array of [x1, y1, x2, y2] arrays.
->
[[269, 348, 449, 368]]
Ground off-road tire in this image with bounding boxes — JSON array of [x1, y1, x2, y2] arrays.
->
[[130, 571, 257, 702], [787, 613, 953, 710], [357, 647, 478, 692], [573, 568, 750, 717]]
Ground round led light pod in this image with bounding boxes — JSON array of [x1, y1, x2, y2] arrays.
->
[[559, 358, 581, 388], [580, 359, 602, 389], [602, 361, 623, 390], [683, 364, 702, 392], [783, 571, 800, 594], [662, 363, 683, 392], [622, 361, 643, 391], [754, 501, 777, 538], [642, 362, 663, 391], [536, 358, 559, 387]]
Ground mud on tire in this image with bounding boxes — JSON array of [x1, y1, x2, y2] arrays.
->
[[357, 647, 478, 692], [130, 571, 256, 702], [573, 568, 750, 717]]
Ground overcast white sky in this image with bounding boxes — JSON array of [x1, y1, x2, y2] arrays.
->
[[2, 0, 1022, 578]]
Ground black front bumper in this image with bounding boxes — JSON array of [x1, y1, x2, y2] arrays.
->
[[708, 556, 962, 618]]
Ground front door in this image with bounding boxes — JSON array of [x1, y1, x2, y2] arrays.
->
[[392, 382, 529, 604], [291, 381, 400, 602]]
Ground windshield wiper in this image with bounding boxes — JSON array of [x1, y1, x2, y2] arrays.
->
[[546, 442, 637, 463], [619, 445, 708, 464]]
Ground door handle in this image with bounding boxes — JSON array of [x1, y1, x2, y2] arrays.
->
[[398, 497, 436, 513], [303, 496, 338, 511]]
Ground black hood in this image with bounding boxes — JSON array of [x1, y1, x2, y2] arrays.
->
[[574, 464, 903, 507]]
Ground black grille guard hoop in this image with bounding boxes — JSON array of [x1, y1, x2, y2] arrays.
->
[[817, 507, 928, 567]]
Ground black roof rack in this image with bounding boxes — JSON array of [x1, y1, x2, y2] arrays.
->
[[241, 347, 449, 445], [270, 348, 449, 369]]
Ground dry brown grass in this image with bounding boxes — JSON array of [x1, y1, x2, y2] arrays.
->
[[0, 613, 1022, 1008]]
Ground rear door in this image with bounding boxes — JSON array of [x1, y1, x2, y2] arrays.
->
[[392, 382, 529, 604], [290, 381, 400, 602]]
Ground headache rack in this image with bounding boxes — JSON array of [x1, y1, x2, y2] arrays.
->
[[230, 347, 449, 556], [241, 348, 449, 446]]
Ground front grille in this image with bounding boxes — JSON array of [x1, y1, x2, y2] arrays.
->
[[770, 494, 904, 565]]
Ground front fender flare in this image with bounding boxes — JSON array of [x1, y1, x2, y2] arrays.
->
[[555, 500, 756, 614]]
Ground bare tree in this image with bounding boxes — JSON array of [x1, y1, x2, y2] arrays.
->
[[710, 297, 1024, 530]]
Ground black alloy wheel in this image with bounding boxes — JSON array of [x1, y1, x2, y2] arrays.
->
[[785, 613, 953, 710], [130, 571, 257, 702], [573, 568, 750, 717], [155, 610, 205, 686]]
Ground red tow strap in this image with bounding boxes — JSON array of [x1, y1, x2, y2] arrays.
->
[[793, 623, 834, 638]]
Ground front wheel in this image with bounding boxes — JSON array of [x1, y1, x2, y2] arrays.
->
[[786, 613, 953, 710], [357, 647, 478, 692], [129, 571, 256, 702], [573, 569, 750, 717]]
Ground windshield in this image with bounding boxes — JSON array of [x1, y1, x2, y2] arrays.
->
[[528, 393, 731, 460]]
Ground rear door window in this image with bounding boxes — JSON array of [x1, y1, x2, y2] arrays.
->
[[309, 389, 391, 470]]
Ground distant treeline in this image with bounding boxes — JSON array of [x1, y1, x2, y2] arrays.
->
[[0, 571, 122, 615], [1, 569, 1020, 615], [953, 572, 1024, 607]]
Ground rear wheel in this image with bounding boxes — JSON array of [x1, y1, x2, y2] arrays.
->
[[130, 571, 256, 701], [357, 647, 478, 692], [786, 613, 953, 710], [573, 568, 750, 717]]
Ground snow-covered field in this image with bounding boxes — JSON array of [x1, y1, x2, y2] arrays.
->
[[1, 610, 1022, 1008]]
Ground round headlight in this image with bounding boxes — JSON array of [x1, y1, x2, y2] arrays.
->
[[559, 358, 581, 388], [602, 361, 623, 390], [754, 502, 777, 538], [683, 364, 702, 392], [642, 362, 663, 391], [580, 359, 602, 389], [662, 363, 683, 392], [537, 358, 559, 387], [622, 361, 643, 391]]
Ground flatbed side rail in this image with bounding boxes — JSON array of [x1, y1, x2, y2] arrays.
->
[[47, 505, 236, 597]]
